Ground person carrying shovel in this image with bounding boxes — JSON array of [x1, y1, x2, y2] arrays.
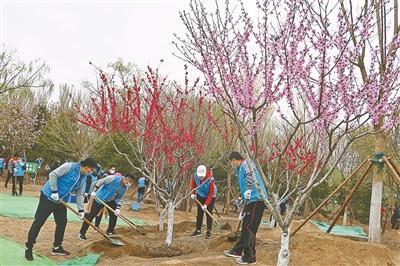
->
[[190, 165, 217, 239], [78, 173, 134, 240], [224, 151, 268, 265], [24, 157, 97, 261]]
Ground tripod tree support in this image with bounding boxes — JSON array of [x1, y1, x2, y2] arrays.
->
[[326, 162, 373, 233], [382, 157, 400, 185], [291, 157, 371, 237]]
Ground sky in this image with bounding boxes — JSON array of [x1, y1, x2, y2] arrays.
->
[[1, 0, 195, 94]]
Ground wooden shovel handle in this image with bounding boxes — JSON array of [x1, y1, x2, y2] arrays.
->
[[60, 200, 111, 241], [96, 198, 144, 234], [194, 198, 221, 227]]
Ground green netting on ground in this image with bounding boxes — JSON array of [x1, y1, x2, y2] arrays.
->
[[58, 253, 100, 266], [0, 193, 149, 226], [0, 237, 100, 266], [0, 237, 56, 266], [311, 220, 368, 238]]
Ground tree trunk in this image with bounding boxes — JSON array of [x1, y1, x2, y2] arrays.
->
[[343, 205, 348, 226], [159, 212, 164, 231], [225, 172, 231, 214], [368, 122, 385, 243], [165, 201, 174, 247], [277, 227, 290, 266], [303, 198, 310, 218]]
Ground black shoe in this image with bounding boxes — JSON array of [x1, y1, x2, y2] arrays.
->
[[79, 234, 87, 240], [51, 246, 70, 256], [205, 230, 211, 239], [106, 231, 114, 236], [235, 257, 257, 265], [25, 248, 33, 261], [191, 230, 201, 237], [224, 249, 242, 258]]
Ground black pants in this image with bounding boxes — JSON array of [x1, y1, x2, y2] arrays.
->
[[26, 193, 67, 248], [94, 207, 104, 227], [5, 171, 12, 187], [12, 175, 24, 194], [137, 187, 145, 200], [195, 196, 216, 231], [80, 200, 118, 235], [232, 201, 265, 262]]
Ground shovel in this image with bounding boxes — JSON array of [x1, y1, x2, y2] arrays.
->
[[96, 198, 146, 235], [194, 198, 231, 230], [227, 200, 248, 242], [60, 200, 125, 246]]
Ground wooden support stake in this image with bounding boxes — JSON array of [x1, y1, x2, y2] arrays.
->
[[387, 157, 400, 176], [291, 157, 371, 236], [326, 162, 373, 233], [383, 157, 400, 185]]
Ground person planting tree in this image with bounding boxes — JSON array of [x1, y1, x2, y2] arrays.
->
[[79, 173, 134, 240], [24, 157, 97, 261], [224, 151, 268, 265], [190, 165, 217, 239]]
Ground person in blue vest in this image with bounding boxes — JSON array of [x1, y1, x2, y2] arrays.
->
[[83, 164, 101, 203], [224, 151, 268, 265], [24, 157, 97, 261], [137, 176, 146, 200], [190, 165, 217, 239], [79, 173, 134, 240], [12, 156, 26, 196], [0, 157, 4, 178]]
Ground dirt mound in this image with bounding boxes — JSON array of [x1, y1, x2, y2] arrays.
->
[[90, 239, 183, 259]]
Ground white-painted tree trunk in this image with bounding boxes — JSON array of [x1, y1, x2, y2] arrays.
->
[[165, 201, 175, 247], [159, 212, 164, 231], [368, 180, 383, 242], [277, 228, 290, 266], [343, 205, 348, 226]]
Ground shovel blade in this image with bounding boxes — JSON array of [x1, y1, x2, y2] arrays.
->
[[110, 238, 125, 246]]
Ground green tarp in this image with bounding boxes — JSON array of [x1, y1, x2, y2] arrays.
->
[[0, 193, 149, 226], [0, 237, 56, 266], [0, 237, 100, 266], [311, 220, 368, 238], [58, 254, 101, 266]]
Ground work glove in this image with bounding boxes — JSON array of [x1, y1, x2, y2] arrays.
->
[[50, 192, 60, 202], [91, 191, 97, 199], [78, 210, 85, 220], [190, 194, 196, 200], [238, 211, 245, 221], [244, 190, 252, 200], [114, 208, 121, 216], [201, 204, 207, 211]]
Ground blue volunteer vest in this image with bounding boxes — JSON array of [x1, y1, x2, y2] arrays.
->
[[138, 177, 146, 188], [13, 162, 25, 176], [42, 163, 85, 200], [95, 175, 127, 204], [236, 160, 268, 203], [194, 174, 217, 198]]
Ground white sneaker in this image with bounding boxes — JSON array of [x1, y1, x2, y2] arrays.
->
[[235, 258, 257, 265]]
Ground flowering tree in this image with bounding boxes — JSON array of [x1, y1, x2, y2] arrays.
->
[[335, 0, 400, 242], [0, 48, 51, 95], [175, 0, 399, 264], [0, 91, 44, 155], [78, 65, 212, 247]]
